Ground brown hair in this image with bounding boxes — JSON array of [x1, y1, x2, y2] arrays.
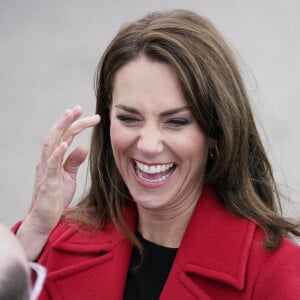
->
[[68, 9, 300, 249]]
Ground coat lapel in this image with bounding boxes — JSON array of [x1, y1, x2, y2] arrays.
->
[[39, 205, 137, 300], [160, 187, 257, 299], [37, 188, 257, 299]]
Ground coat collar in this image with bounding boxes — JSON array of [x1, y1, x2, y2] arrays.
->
[[50, 203, 137, 254], [41, 187, 257, 299], [41, 204, 137, 299], [173, 187, 256, 290]]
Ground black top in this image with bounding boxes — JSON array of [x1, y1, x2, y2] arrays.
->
[[123, 232, 178, 300]]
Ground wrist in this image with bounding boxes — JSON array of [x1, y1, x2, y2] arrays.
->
[[16, 216, 51, 261]]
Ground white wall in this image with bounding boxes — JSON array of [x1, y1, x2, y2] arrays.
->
[[1, 0, 299, 226]]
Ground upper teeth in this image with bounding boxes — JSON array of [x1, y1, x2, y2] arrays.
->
[[135, 161, 174, 174]]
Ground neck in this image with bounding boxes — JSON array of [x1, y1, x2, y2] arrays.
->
[[136, 192, 200, 248]]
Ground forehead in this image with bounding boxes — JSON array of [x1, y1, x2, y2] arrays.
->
[[112, 56, 187, 110]]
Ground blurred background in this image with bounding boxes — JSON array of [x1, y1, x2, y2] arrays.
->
[[1, 0, 299, 226]]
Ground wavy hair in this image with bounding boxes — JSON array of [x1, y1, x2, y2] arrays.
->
[[67, 9, 300, 249]]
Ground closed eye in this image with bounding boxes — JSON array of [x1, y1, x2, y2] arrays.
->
[[165, 118, 192, 127], [116, 115, 141, 124]]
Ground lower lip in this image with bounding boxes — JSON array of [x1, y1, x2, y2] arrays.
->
[[132, 162, 175, 189]]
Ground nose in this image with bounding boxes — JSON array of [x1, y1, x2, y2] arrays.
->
[[137, 124, 163, 155]]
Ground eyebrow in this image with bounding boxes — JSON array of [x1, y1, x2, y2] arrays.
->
[[114, 104, 190, 117]]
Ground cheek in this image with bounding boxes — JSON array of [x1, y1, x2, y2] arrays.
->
[[172, 132, 210, 166], [110, 122, 123, 154], [110, 123, 127, 174], [110, 121, 135, 156]]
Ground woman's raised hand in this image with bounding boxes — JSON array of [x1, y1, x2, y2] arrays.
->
[[16, 105, 100, 260]]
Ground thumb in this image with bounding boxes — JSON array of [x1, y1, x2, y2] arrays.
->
[[63, 145, 88, 178]]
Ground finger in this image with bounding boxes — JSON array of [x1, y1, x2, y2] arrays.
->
[[57, 105, 83, 131], [62, 114, 100, 146], [41, 110, 75, 160], [71, 105, 83, 121], [46, 141, 69, 177], [63, 145, 89, 179], [32, 142, 68, 209], [45, 107, 82, 145], [40, 107, 83, 169]]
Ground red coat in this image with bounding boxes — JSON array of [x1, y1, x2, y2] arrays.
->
[[22, 188, 300, 299]]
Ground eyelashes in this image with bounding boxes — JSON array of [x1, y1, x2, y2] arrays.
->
[[116, 115, 192, 128], [165, 118, 192, 127], [116, 115, 140, 124]]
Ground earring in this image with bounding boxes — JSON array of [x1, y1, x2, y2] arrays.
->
[[209, 145, 219, 159]]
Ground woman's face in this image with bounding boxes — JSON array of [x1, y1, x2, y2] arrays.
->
[[110, 56, 214, 212]]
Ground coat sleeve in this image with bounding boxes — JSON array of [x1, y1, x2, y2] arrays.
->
[[11, 221, 22, 233], [252, 238, 300, 299]]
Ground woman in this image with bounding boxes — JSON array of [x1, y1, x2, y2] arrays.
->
[[15, 9, 300, 299]]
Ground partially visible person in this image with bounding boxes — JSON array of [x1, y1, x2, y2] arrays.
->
[[0, 223, 46, 300]]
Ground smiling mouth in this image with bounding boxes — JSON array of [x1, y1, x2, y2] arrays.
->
[[133, 160, 176, 183]]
